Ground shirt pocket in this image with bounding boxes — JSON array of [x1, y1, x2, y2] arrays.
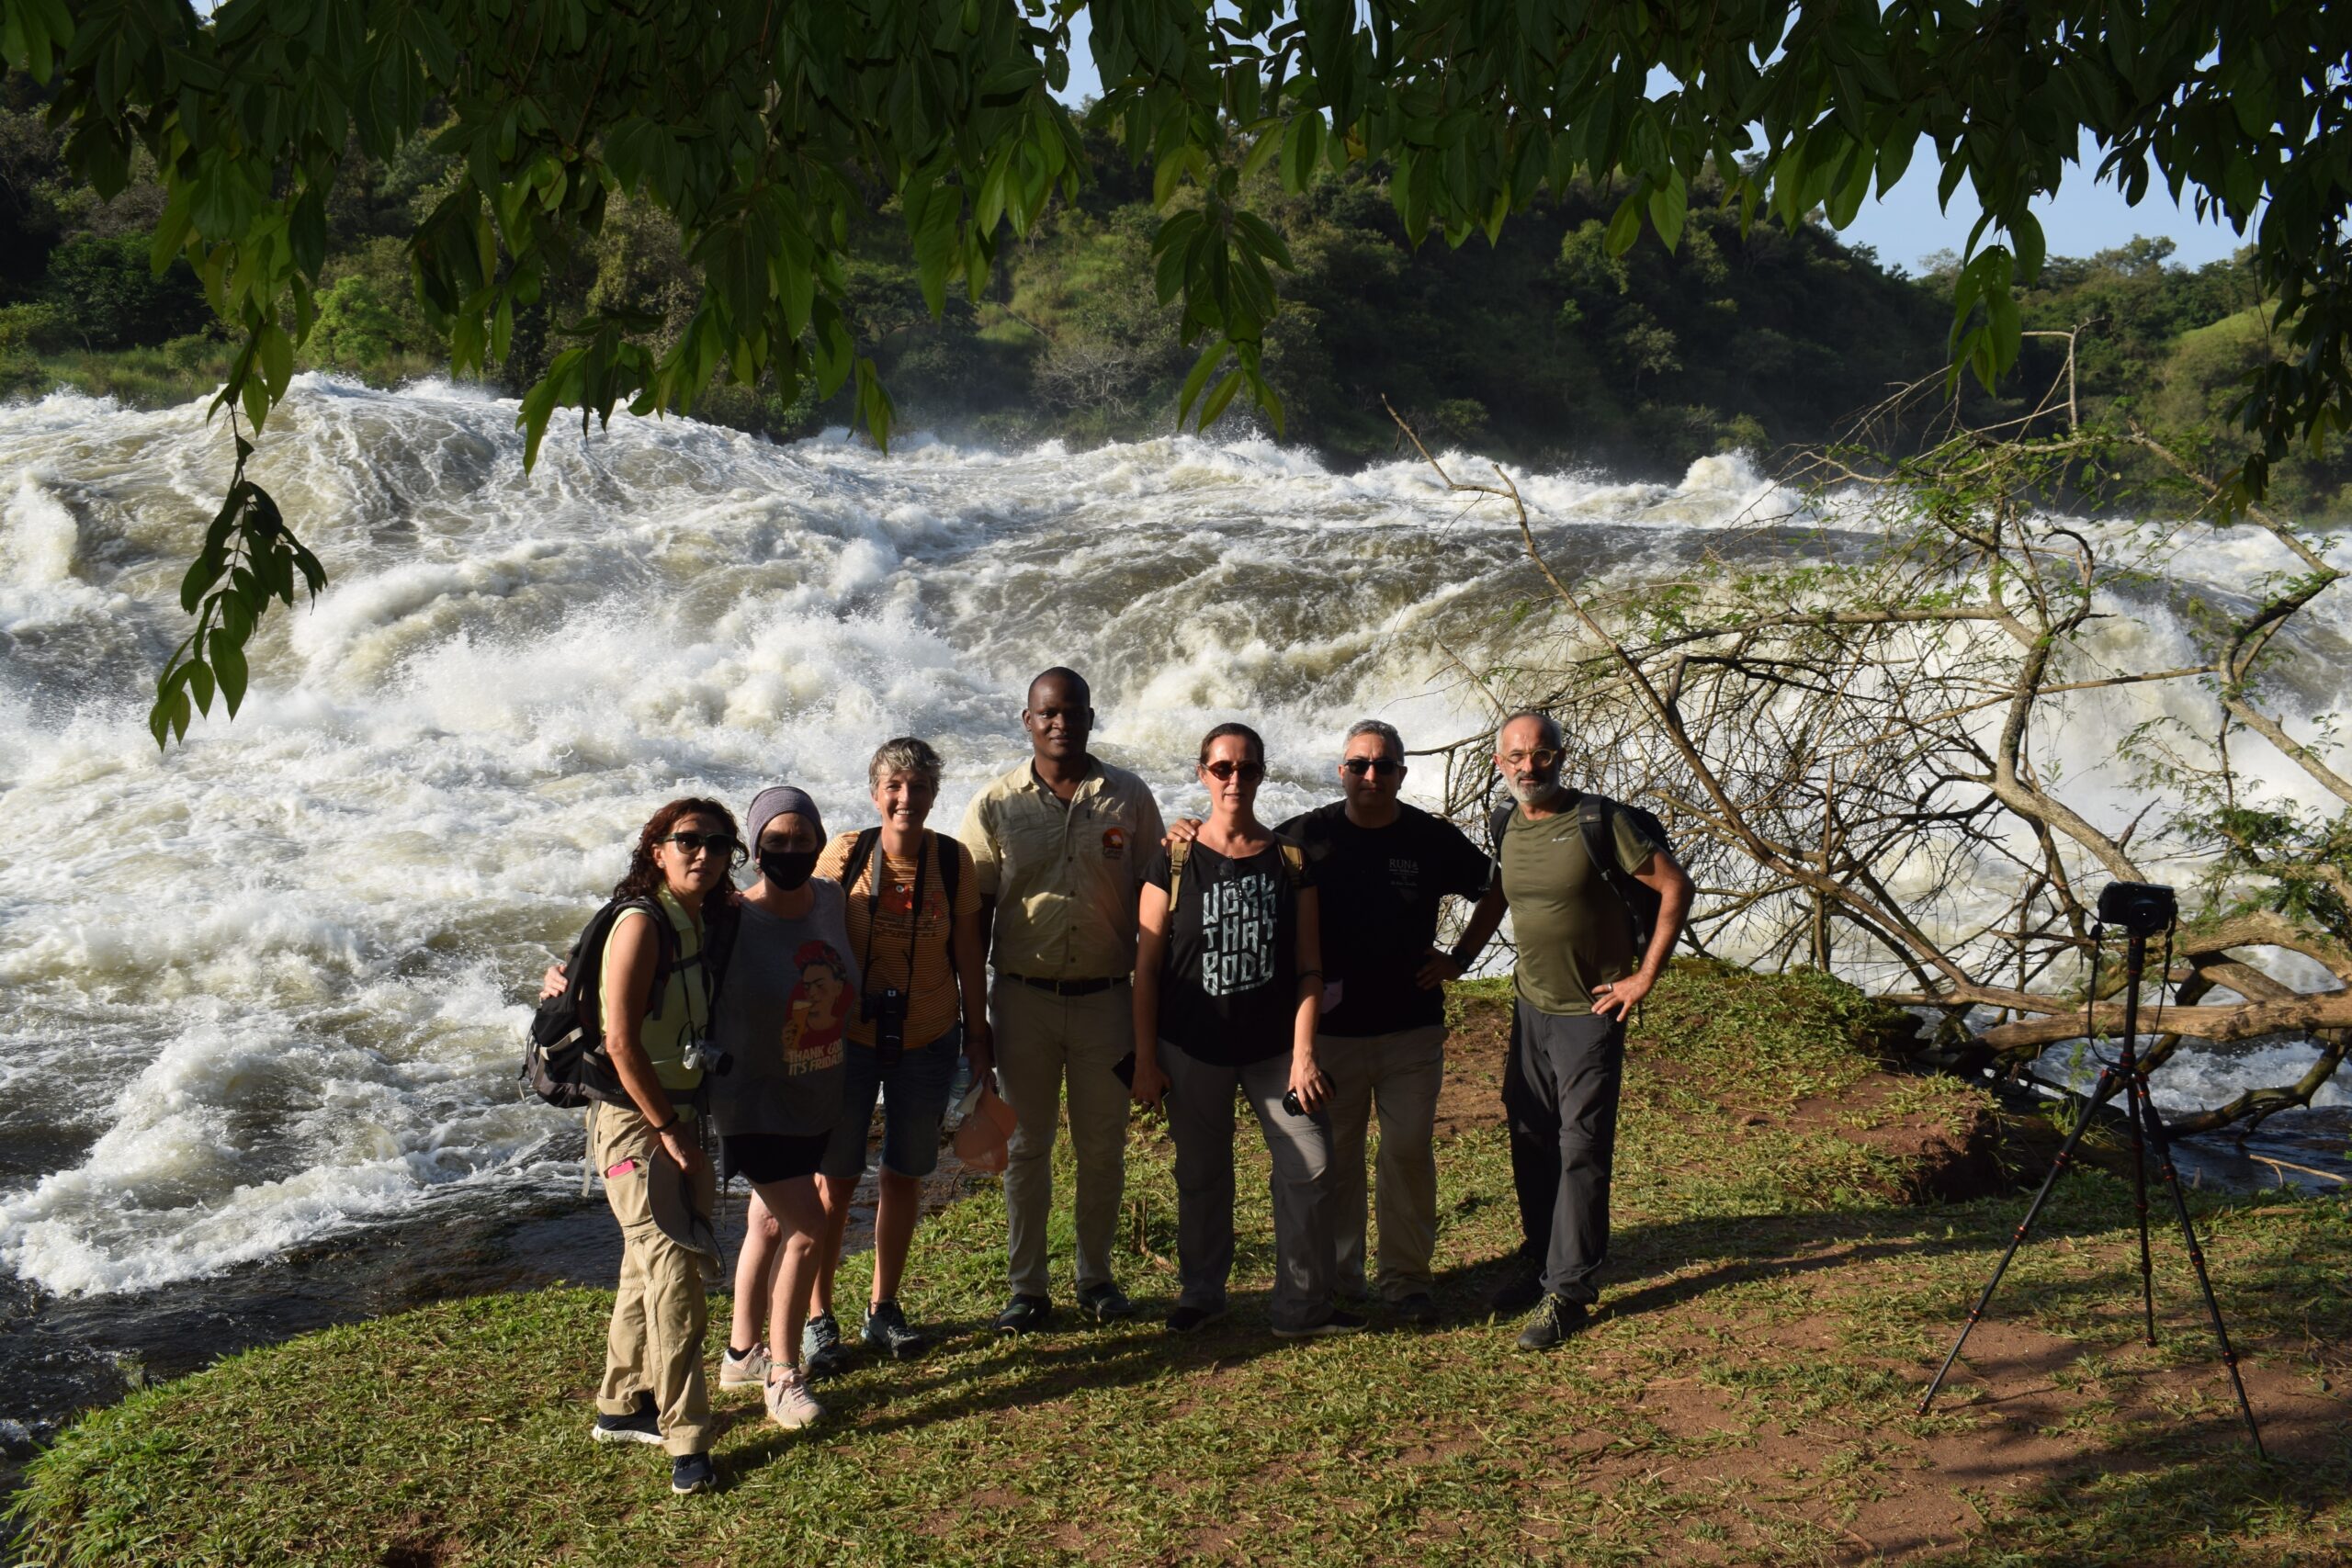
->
[[1001, 806, 1068, 874]]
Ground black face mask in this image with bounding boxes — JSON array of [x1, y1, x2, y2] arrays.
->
[[757, 848, 819, 891]]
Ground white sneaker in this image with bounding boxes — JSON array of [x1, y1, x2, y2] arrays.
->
[[719, 1342, 770, 1389], [764, 1364, 823, 1429]]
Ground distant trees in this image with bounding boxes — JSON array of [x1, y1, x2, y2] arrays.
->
[[4, 1, 2346, 743]]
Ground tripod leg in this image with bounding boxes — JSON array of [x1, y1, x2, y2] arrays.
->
[[2125, 1063, 2156, 1347], [2132, 1089, 2267, 1458], [1919, 1066, 2123, 1416]]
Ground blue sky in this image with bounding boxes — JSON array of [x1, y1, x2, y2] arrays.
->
[[1049, 16, 2251, 275]]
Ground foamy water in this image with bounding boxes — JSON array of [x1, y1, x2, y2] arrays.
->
[[1, 377, 2344, 1298]]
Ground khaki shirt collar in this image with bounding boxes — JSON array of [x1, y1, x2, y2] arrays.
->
[[1021, 755, 1103, 800]]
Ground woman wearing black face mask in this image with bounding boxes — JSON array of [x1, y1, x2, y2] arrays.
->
[[708, 784, 858, 1432]]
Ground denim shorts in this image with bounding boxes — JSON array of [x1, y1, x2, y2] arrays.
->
[[820, 1023, 962, 1180]]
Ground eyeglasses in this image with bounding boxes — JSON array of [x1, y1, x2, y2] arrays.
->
[[1203, 760, 1266, 783], [1340, 756, 1401, 777], [1500, 748, 1563, 771], [661, 830, 742, 860]]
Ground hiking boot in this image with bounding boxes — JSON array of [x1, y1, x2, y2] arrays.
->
[[763, 1365, 824, 1430], [1165, 1302, 1228, 1334], [1274, 1307, 1370, 1340], [1516, 1293, 1589, 1351], [861, 1299, 929, 1360], [1487, 1269, 1544, 1319], [590, 1393, 662, 1446], [993, 1294, 1053, 1334], [718, 1342, 770, 1389], [1396, 1292, 1442, 1327], [1076, 1280, 1133, 1323], [670, 1451, 716, 1495], [802, 1312, 850, 1379]]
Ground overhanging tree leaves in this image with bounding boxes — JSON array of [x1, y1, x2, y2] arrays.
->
[[2, 0, 2346, 745]]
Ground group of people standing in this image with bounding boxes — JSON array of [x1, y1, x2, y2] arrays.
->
[[558, 668, 1692, 1494]]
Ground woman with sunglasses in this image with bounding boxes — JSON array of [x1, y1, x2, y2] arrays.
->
[[1130, 724, 1362, 1337], [707, 785, 858, 1435], [582, 796, 741, 1495]]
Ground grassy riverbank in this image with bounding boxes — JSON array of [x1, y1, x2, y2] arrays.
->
[[11, 966, 2350, 1564]]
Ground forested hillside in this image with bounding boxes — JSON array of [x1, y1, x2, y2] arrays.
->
[[3, 79, 2342, 512]]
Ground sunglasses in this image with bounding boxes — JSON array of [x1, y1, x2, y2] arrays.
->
[[661, 830, 742, 860], [1501, 748, 1563, 771], [1203, 760, 1266, 783], [1340, 756, 1402, 777]]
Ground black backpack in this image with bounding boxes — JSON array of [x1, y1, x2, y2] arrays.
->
[[1487, 793, 1671, 958], [520, 895, 731, 1108]]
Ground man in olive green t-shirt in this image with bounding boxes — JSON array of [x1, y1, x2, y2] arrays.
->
[[1483, 711, 1692, 1350]]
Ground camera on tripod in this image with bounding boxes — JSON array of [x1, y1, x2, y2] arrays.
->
[[2096, 881, 2177, 937]]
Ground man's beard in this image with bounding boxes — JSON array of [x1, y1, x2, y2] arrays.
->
[[1508, 775, 1559, 806]]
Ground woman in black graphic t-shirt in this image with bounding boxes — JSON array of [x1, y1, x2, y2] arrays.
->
[[1132, 724, 1360, 1337]]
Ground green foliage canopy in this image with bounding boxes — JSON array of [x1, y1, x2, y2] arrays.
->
[[1, 0, 2346, 745]]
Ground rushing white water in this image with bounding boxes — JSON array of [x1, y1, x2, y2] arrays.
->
[[0, 376, 2344, 1299]]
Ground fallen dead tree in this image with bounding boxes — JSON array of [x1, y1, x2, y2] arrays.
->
[[1388, 365, 2351, 1143]]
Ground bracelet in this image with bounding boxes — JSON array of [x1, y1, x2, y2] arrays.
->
[[650, 1114, 680, 1136], [1298, 968, 1324, 983]]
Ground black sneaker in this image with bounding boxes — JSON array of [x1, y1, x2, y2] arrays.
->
[[1396, 1292, 1442, 1327], [1487, 1269, 1544, 1319], [670, 1451, 717, 1495], [1516, 1293, 1589, 1351], [1274, 1307, 1369, 1339], [590, 1394, 662, 1446], [993, 1293, 1053, 1334], [1165, 1302, 1228, 1334], [861, 1298, 929, 1359], [802, 1312, 851, 1379], [1076, 1280, 1133, 1323]]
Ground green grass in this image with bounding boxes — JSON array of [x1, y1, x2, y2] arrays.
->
[[11, 965, 2350, 1565]]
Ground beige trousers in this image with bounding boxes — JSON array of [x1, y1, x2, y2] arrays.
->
[[1317, 1024, 1448, 1299], [590, 1102, 716, 1456], [990, 977, 1134, 1298]]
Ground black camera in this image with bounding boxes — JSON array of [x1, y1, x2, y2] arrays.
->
[[681, 1035, 732, 1077], [865, 986, 908, 1069], [1281, 1087, 1310, 1118], [2096, 881, 2177, 937]]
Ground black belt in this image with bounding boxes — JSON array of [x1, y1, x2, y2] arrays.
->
[[1005, 974, 1127, 997]]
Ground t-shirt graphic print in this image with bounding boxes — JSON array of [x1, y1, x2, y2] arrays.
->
[[783, 938, 852, 1076], [1145, 840, 1315, 1066], [1198, 867, 1282, 997]]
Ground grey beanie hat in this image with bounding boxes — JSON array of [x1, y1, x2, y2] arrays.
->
[[746, 784, 824, 847]]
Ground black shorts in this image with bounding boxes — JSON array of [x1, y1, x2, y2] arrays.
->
[[720, 1132, 830, 1186]]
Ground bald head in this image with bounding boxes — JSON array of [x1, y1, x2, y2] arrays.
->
[[1028, 666, 1091, 709]]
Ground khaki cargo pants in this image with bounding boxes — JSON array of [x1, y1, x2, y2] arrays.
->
[[589, 1102, 717, 1456]]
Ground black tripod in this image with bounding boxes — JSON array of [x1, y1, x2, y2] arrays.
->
[[1918, 895, 2264, 1456]]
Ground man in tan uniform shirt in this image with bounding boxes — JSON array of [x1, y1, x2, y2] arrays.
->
[[961, 667, 1165, 1330]]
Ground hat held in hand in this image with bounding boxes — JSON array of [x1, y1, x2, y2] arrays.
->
[[953, 1077, 1018, 1174]]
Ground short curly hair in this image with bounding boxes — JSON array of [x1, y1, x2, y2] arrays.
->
[[868, 736, 944, 791]]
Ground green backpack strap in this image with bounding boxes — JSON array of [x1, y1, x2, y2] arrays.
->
[[1167, 839, 1191, 915], [1279, 841, 1306, 887]]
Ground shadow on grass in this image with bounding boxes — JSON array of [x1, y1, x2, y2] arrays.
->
[[713, 1303, 1316, 1474]]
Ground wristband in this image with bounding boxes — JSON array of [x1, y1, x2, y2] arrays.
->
[[651, 1114, 681, 1136], [1447, 944, 1478, 968]]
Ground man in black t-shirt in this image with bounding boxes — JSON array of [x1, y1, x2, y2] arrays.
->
[[1277, 719, 1507, 1323]]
